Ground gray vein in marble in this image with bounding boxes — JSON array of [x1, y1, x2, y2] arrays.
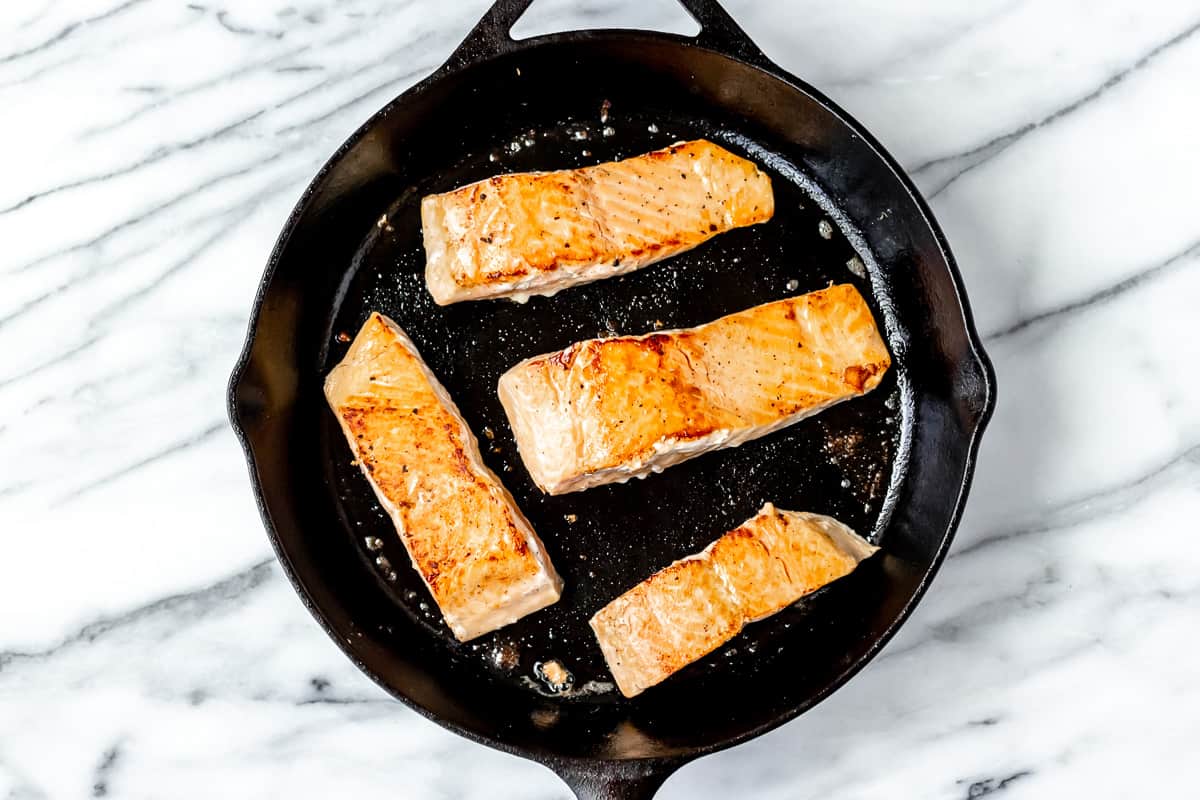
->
[[959, 770, 1031, 798], [8, 149, 290, 276], [90, 742, 122, 799], [79, 4, 444, 137], [0, 110, 271, 216], [0, 9, 201, 92], [0, 478, 34, 500], [15, 1, 56, 32], [985, 236, 1200, 340], [832, 0, 1027, 88], [296, 695, 395, 707], [967, 716, 1002, 727], [0, 51, 85, 91], [274, 64, 325, 74], [871, 444, 1200, 668], [914, 15, 1200, 198], [954, 440, 1200, 561], [3, 232, 167, 326], [0, 558, 273, 672], [880, 565, 1068, 664], [214, 10, 285, 40], [78, 21, 373, 138], [0, 332, 101, 388], [58, 419, 227, 502], [878, 580, 1200, 690], [1, 758, 48, 800], [87, 177, 297, 327], [0, 165, 298, 332], [0, 0, 147, 65], [36, 322, 225, 414], [3, 28, 446, 224], [273, 55, 439, 135], [84, 71, 292, 142], [5, 237, 175, 329]]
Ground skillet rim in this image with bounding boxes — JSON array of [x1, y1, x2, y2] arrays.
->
[[226, 26, 997, 768]]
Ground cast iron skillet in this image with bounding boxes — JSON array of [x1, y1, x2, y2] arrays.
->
[[228, 1, 996, 796]]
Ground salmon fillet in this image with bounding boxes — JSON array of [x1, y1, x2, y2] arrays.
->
[[591, 503, 878, 697], [324, 313, 562, 641], [498, 283, 891, 495], [421, 140, 773, 304]]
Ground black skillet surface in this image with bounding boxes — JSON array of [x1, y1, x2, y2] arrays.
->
[[228, 1, 995, 797]]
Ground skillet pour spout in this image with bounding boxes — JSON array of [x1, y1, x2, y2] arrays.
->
[[227, 0, 996, 798]]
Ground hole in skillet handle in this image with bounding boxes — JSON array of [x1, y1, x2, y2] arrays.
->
[[438, 0, 773, 74]]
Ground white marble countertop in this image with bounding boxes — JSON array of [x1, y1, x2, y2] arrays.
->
[[2, 0, 1197, 796]]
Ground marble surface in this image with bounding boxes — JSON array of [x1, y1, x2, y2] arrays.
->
[[2, 0, 1198, 796]]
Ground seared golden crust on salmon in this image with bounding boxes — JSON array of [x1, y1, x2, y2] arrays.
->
[[590, 504, 878, 697], [498, 284, 891, 495], [325, 313, 562, 641], [421, 140, 774, 304]]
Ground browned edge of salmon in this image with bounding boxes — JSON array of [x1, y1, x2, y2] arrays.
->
[[498, 283, 891, 495], [589, 503, 878, 697], [421, 139, 774, 304], [324, 312, 562, 641]]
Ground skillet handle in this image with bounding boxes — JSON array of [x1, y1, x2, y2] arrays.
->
[[677, 0, 771, 64], [552, 759, 683, 800], [440, 0, 770, 72]]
